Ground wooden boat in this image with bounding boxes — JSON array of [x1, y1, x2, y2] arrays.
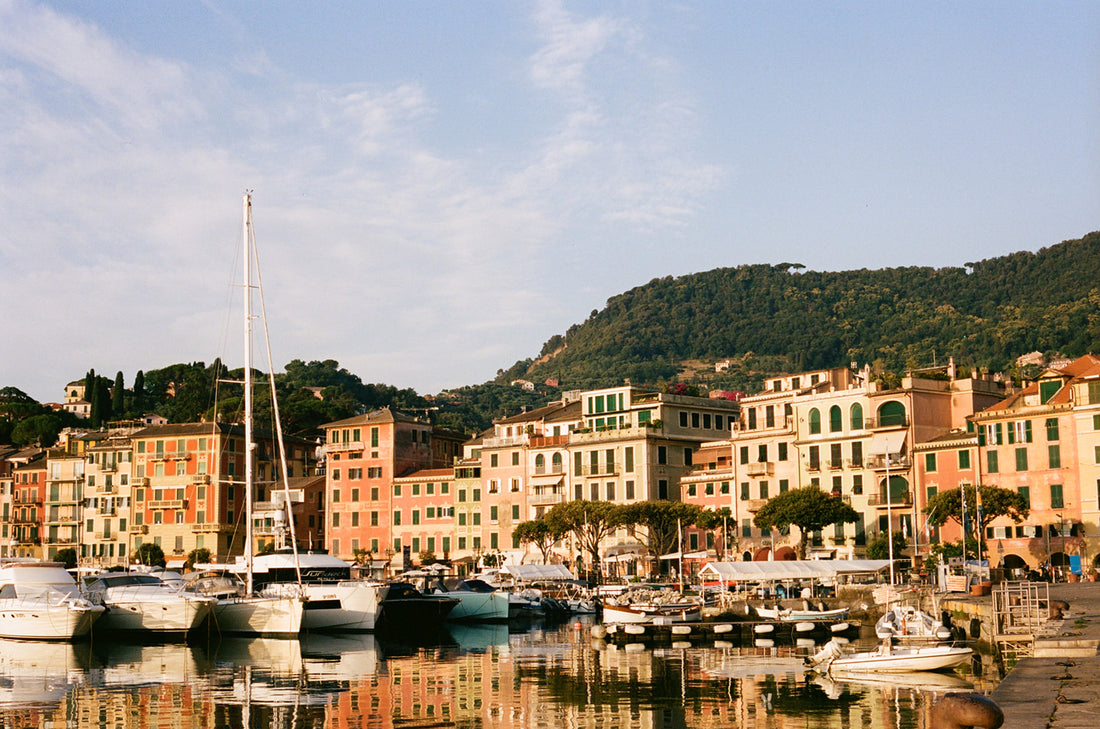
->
[[754, 603, 850, 621], [601, 601, 703, 624]]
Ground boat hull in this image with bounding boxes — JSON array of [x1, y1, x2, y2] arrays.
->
[[212, 594, 304, 638], [0, 602, 104, 641], [601, 603, 703, 624], [829, 645, 973, 673]]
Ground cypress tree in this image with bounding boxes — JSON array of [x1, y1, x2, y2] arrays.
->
[[132, 370, 145, 415], [112, 371, 125, 418]]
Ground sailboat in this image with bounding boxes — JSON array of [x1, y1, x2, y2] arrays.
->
[[198, 193, 305, 638]]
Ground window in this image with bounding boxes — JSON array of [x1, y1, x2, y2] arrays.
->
[[778, 442, 788, 461], [370, 427, 379, 447], [850, 403, 863, 430], [626, 480, 635, 499], [742, 519, 752, 538], [1039, 380, 1061, 403], [624, 447, 633, 473], [679, 412, 688, 427], [606, 482, 615, 500], [658, 480, 668, 499], [692, 412, 700, 428], [683, 448, 693, 466], [1018, 485, 1030, 507], [739, 446, 749, 464], [1045, 418, 1059, 441], [332, 512, 340, 527], [740, 482, 750, 500], [757, 444, 768, 462], [1049, 445, 1061, 469], [512, 452, 519, 466], [779, 479, 789, 493], [808, 408, 821, 434], [1051, 483, 1064, 509], [765, 405, 775, 428], [925, 453, 937, 472], [721, 481, 730, 494], [657, 446, 667, 465], [512, 504, 520, 520], [852, 474, 863, 495], [808, 445, 820, 470], [758, 481, 768, 499], [830, 443, 842, 468], [747, 409, 757, 429], [490, 506, 498, 523], [1015, 448, 1028, 471], [958, 449, 971, 469], [987, 451, 998, 474], [490, 454, 498, 467], [829, 405, 842, 432]]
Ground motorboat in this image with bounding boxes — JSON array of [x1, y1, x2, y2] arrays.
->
[[405, 572, 511, 622], [375, 582, 458, 633], [0, 561, 105, 641], [807, 637, 972, 673], [82, 572, 216, 638], [875, 604, 953, 643]]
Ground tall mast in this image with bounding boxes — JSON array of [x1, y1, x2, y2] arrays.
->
[[243, 192, 254, 595]]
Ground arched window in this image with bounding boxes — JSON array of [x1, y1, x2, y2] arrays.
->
[[878, 401, 907, 428], [879, 474, 909, 504], [829, 405, 842, 432], [552, 452, 563, 473], [534, 453, 545, 471], [850, 403, 864, 430], [808, 408, 821, 434]]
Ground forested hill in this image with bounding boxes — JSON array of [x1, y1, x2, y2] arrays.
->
[[510, 231, 1100, 393]]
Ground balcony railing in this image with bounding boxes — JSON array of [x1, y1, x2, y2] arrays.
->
[[745, 461, 774, 477], [827, 459, 844, 470], [867, 491, 912, 508], [867, 455, 911, 471], [148, 499, 186, 509], [528, 435, 570, 448], [532, 466, 566, 476], [326, 440, 364, 453], [863, 416, 909, 429], [528, 489, 566, 506]]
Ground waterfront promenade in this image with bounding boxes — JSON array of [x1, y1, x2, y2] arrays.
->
[[989, 582, 1100, 729]]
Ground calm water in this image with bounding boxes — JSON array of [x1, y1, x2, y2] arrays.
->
[[0, 621, 999, 729]]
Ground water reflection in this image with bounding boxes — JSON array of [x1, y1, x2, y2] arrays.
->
[[0, 625, 994, 729]]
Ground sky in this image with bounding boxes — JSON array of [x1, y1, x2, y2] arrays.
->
[[2, 0, 1098, 405]]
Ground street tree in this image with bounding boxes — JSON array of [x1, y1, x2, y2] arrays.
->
[[695, 506, 735, 558], [923, 485, 1030, 544], [544, 500, 624, 572], [753, 486, 860, 559], [513, 519, 565, 564], [618, 500, 703, 564]]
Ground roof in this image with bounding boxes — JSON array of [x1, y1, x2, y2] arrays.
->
[[503, 564, 577, 581], [393, 467, 453, 481], [698, 559, 892, 582], [322, 408, 420, 429]]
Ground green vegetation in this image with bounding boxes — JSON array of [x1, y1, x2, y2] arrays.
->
[[2, 232, 1099, 441], [752, 486, 860, 558]]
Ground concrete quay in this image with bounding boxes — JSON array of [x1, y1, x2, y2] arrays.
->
[[986, 582, 1100, 729]]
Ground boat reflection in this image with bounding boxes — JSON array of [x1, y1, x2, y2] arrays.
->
[[812, 669, 974, 699], [445, 621, 511, 653], [0, 639, 93, 707]]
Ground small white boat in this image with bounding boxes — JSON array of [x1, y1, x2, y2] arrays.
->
[[0, 561, 105, 641], [808, 638, 972, 673], [754, 603, 850, 621], [875, 604, 952, 643], [601, 601, 703, 624], [82, 572, 216, 638]]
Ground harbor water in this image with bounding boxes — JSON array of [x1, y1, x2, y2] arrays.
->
[[0, 620, 1000, 729]]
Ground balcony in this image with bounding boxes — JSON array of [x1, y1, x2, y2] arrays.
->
[[148, 499, 186, 509], [827, 459, 844, 470], [528, 435, 570, 448], [576, 463, 620, 477], [745, 461, 774, 477], [192, 474, 211, 485], [867, 491, 913, 508], [863, 416, 909, 430], [742, 498, 768, 513], [481, 434, 529, 448], [326, 440, 364, 453], [191, 523, 223, 534], [867, 455, 911, 471], [532, 466, 566, 477], [528, 489, 566, 506]]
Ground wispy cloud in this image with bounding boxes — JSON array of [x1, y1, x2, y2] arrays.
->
[[0, 0, 719, 400]]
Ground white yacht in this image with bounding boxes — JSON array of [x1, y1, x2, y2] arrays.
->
[[405, 573, 511, 622], [82, 572, 216, 639], [0, 561, 104, 641]]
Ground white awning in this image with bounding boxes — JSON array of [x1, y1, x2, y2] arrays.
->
[[868, 431, 906, 456], [697, 559, 892, 583], [502, 564, 577, 581], [528, 475, 564, 487], [659, 550, 713, 561]]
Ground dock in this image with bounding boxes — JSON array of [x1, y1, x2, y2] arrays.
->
[[593, 616, 860, 647], [986, 582, 1100, 729]]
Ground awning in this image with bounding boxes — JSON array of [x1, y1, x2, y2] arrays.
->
[[503, 564, 577, 581], [697, 559, 892, 583], [529, 475, 564, 487], [868, 431, 906, 456], [165, 557, 187, 569], [659, 550, 713, 561]]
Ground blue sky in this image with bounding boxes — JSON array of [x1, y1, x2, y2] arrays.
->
[[2, 0, 1097, 404]]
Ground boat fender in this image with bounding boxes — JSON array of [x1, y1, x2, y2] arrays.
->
[[671, 625, 691, 635], [590, 625, 607, 640], [712, 623, 733, 634], [624, 624, 646, 635], [929, 692, 1003, 729], [829, 622, 849, 633], [969, 618, 981, 639], [754, 623, 774, 634], [794, 621, 815, 633]]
